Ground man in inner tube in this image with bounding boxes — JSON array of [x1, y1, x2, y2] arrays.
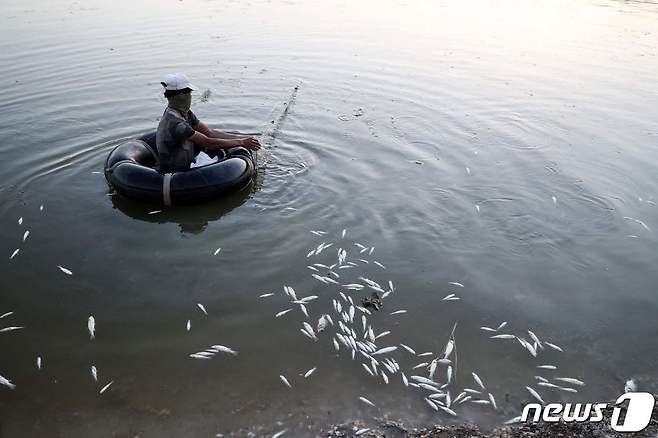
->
[[156, 73, 260, 173]]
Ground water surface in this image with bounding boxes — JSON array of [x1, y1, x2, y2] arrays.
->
[[1, 0, 657, 436]]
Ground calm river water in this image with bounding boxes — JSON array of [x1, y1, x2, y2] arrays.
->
[[1, 0, 657, 436]]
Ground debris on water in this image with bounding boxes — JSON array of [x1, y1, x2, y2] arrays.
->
[[200, 89, 212, 102], [361, 293, 382, 311], [624, 378, 637, 393]]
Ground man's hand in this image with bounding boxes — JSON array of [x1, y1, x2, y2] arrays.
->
[[240, 137, 261, 150]]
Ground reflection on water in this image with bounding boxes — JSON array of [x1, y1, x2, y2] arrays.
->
[[1, 0, 657, 436], [110, 186, 254, 234]]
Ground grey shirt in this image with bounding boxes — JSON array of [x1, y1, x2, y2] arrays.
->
[[156, 108, 200, 173]]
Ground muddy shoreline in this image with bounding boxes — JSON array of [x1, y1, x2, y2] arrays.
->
[[325, 395, 658, 438]]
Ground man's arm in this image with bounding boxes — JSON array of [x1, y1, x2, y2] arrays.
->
[[189, 131, 260, 150], [194, 121, 248, 140]]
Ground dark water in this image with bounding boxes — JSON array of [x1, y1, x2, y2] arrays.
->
[[1, 0, 657, 436]]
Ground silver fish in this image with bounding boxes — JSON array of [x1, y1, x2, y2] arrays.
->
[[186, 320, 191, 331], [9, 249, 19, 260], [99, 381, 113, 394], [448, 282, 464, 288], [36, 356, 42, 370], [418, 352, 434, 357], [526, 386, 545, 404], [58, 265, 73, 275], [197, 303, 208, 315], [497, 321, 507, 330], [23, 231, 29, 242], [558, 386, 578, 393], [341, 229, 346, 239], [439, 405, 457, 416], [472, 372, 486, 390], [471, 399, 491, 405], [373, 261, 386, 269], [304, 367, 317, 378], [625, 379, 637, 393], [210, 345, 238, 355], [480, 327, 496, 332], [18, 217, 23, 225], [91, 365, 98, 382], [317, 315, 330, 332], [429, 360, 437, 380], [272, 430, 287, 438], [279, 375, 292, 388], [259, 293, 275, 298], [554, 377, 585, 386], [399, 343, 416, 355], [148, 210, 162, 215], [0, 326, 23, 333], [528, 330, 543, 349], [537, 365, 557, 370], [359, 396, 376, 407], [0, 312, 13, 319], [425, 398, 439, 411], [389, 310, 407, 315], [275, 309, 292, 318], [488, 393, 497, 409], [0, 374, 16, 389], [373, 346, 397, 355], [490, 334, 515, 339], [544, 342, 564, 352], [213, 247, 221, 256], [88, 316, 95, 339], [443, 339, 454, 359], [375, 331, 390, 340]]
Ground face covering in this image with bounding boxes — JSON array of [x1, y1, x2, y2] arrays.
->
[[167, 93, 192, 116]]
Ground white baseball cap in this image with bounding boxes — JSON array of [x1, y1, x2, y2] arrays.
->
[[160, 73, 197, 91]]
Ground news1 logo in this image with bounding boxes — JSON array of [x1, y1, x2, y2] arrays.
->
[[521, 392, 655, 432]]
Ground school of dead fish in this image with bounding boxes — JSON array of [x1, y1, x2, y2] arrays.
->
[[1, 206, 648, 436], [249, 227, 605, 427]]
